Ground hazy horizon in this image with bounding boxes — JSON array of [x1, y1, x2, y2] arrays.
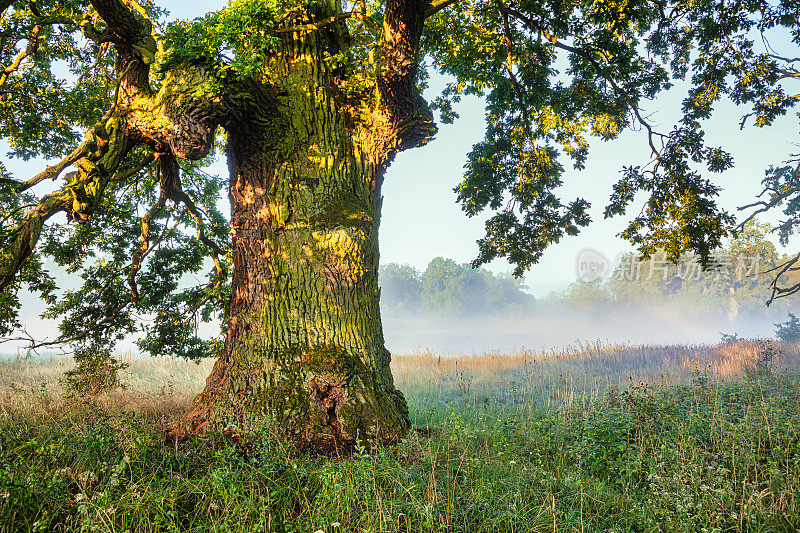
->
[[3, 291, 786, 358]]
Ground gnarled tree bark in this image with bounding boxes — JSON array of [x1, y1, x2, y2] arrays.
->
[[182, 0, 436, 447]]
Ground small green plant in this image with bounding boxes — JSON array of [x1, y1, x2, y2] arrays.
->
[[775, 313, 800, 342], [690, 368, 710, 389], [61, 346, 128, 397], [719, 331, 740, 343], [13, 349, 34, 362], [745, 341, 777, 381]]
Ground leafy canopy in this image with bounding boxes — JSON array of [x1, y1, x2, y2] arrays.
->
[[425, 0, 798, 275], [0, 0, 797, 354]]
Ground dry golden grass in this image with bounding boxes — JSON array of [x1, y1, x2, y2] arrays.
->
[[391, 340, 800, 408], [0, 354, 215, 422], [1, 340, 795, 418], [392, 340, 800, 376]]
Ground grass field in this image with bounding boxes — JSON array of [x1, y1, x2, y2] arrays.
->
[[1, 341, 799, 532]]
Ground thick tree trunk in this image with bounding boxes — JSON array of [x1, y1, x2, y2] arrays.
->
[[1, 0, 432, 448], [183, 24, 411, 448]]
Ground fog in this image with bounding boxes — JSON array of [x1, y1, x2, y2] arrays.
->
[[381, 307, 780, 354], [2, 288, 784, 358]]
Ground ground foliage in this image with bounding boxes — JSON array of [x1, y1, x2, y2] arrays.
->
[[1, 343, 799, 532], [775, 313, 800, 342], [60, 345, 129, 397]]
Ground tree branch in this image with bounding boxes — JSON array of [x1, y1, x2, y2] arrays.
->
[[376, 0, 437, 152], [0, 24, 43, 89], [275, 11, 380, 34], [497, 3, 667, 161], [157, 153, 226, 286], [0, 0, 271, 298], [90, 0, 156, 91], [766, 253, 800, 306], [2, 140, 92, 194], [738, 159, 800, 230], [425, 0, 460, 18], [128, 188, 166, 303], [0, 120, 135, 291]]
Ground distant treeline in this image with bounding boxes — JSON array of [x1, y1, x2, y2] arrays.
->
[[381, 222, 800, 322], [555, 222, 800, 321], [379, 257, 535, 317]]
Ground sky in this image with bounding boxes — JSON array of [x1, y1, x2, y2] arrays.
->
[[12, 1, 800, 297]]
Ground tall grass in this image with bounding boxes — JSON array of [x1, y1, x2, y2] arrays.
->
[[1, 341, 799, 532]]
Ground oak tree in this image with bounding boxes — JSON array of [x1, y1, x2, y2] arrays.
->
[[0, 0, 795, 447]]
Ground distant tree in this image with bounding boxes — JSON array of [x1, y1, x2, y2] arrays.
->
[[421, 257, 484, 316], [482, 271, 535, 315], [563, 280, 612, 311], [723, 221, 779, 317], [607, 252, 669, 306], [775, 314, 800, 343], [381, 258, 535, 317], [729, 222, 779, 266], [605, 222, 793, 319], [379, 263, 423, 314], [660, 221, 779, 320]]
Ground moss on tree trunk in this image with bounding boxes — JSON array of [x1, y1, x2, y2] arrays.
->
[[182, 21, 412, 447]]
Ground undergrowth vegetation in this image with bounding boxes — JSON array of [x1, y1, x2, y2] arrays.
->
[[1, 341, 799, 532]]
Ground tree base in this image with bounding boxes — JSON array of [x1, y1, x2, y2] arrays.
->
[[168, 348, 411, 451]]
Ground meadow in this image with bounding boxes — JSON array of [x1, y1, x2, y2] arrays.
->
[[1, 341, 799, 532]]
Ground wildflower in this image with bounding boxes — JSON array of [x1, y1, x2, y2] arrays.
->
[[331, 523, 341, 528], [78, 470, 98, 485]]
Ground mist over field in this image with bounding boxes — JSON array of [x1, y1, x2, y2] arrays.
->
[[7, 293, 781, 356], [6, 255, 797, 357], [381, 309, 779, 353], [5, 222, 798, 357], [377, 232, 800, 352]]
